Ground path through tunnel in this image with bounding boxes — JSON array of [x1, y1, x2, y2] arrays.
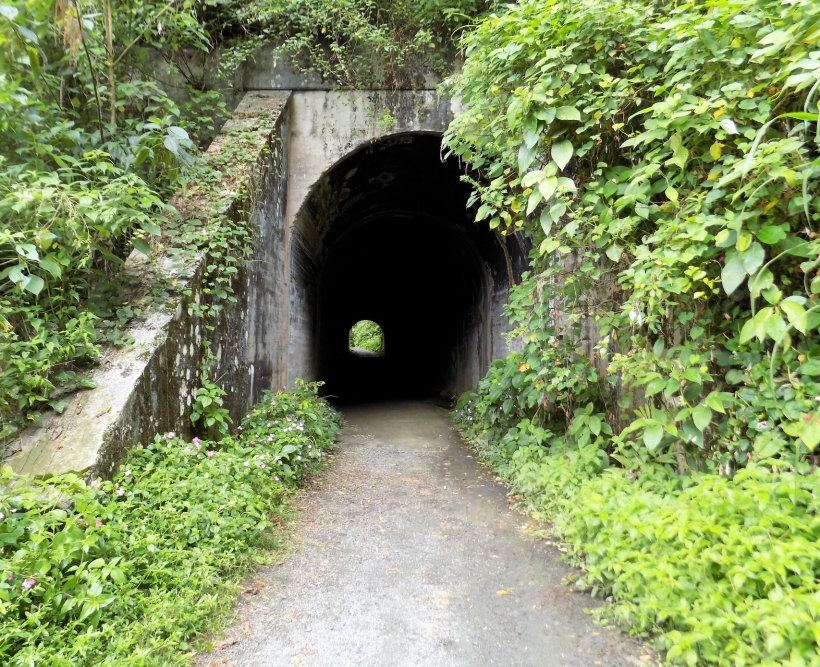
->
[[289, 133, 528, 403]]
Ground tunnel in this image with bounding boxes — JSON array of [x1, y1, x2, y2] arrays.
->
[[286, 133, 528, 403]]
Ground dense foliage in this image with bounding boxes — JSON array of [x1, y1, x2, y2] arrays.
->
[[445, 0, 820, 477], [0, 381, 339, 666], [456, 408, 820, 667], [349, 319, 384, 354], [222, 0, 497, 87], [0, 0, 229, 444], [446, 0, 820, 663]]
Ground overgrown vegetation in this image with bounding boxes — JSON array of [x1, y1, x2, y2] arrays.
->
[[0, 0, 231, 444], [215, 0, 496, 88], [0, 0, 490, 448], [447, 0, 820, 664], [349, 319, 384, 354], [0, 380, 339, 666]]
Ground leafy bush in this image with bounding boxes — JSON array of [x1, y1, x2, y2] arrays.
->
[[0, 380, 339, 666], [445, 0, 820, 470], [449, 0, 820, 664], [456, 404, 820, 666]]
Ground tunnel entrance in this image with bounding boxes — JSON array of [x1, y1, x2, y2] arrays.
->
[[288, 133, 528, 403]]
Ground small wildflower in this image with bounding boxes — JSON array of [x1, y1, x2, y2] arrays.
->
[[238, 426, 243, 431], [274, 476, 280, 481], [90, 479, 100, 488], [116, 488, 125, 497], [184, 447, 191, 453], [244, 461, 250, 467], [207, 450, 215, 458], [95, 520, 103, 527], [0, 513, 4, 521], [6, 574, 12, 581], [167, 431, 176, 438], [22, 578, 35, 590], [125, 470, 132, 476]]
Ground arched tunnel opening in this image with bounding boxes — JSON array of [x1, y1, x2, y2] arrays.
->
[[289, 133, 528, 404]]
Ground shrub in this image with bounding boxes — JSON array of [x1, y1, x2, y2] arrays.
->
[[0, 380, 339, 666]]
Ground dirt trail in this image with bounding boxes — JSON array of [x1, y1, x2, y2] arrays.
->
[[197, 401, 649, 667]]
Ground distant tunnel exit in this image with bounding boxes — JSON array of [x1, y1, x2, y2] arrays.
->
[[288, 133, 528, 402]]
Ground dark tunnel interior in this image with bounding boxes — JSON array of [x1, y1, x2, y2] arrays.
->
[[296, 133, 528, 403]]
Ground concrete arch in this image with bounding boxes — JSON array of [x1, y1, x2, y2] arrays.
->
[[285, 130, 528, 401]]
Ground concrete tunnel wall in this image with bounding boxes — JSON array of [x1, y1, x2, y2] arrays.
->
[[248, 90, 529, 404]]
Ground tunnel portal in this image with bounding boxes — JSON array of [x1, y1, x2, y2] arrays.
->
[[287, 133, 527, 403]]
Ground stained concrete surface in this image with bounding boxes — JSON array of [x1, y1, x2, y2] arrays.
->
[[197, 402, 651, 667]]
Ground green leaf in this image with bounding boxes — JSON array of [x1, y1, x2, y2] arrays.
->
[[132, 238, 152, 256], [721, 249, 746, 295], [518, 143, 538, 174], [705, 392, 726, 414], [556, 106, 580, 121], [0, 4, 19, 20], [588, 415, 601, 436], [645, 377, 667, 396], [141, 221, 162, 236], [539, 208, 553, 236], [538, 176, 558, 201], [781, 300, 807, 334], [551, 140, 573, 171], [692, 404, 712, 432], [23, 275, 44, 296], [757, 226, 786, 244], [605, 244, 623, 262], [800, 420, 820, 451], [521, 170, 544, 188], [748, 269, 773, 298], [549, 201, 567, 221], [643, 422, 663, 451], [526, 189, 543, 215], [38, 258, 62, 279], [740, 242, 765, 275]]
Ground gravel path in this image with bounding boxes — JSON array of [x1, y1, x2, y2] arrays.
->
[[196, 401, 651, 667]]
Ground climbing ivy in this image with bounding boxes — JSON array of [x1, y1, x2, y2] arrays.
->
[[445, 0, 820, 472]]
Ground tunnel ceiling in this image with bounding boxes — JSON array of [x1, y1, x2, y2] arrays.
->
[[291, 133, 529, 402]]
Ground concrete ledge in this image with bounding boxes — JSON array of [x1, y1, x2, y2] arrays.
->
[[8, 91, 291, 479]]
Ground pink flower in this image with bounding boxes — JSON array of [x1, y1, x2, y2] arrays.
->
[[184, 447, 191, 453], [238, 426, 243, 431], [95, 520, 103, 527], [166, 432, 175, 438], [22, 578, 35, 590], [116, 488, 125, 497], [7, 574, 13, 581], [90, 479, 100, 488], [207, 450, 215, 458], [274, 476, 280, 481]]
